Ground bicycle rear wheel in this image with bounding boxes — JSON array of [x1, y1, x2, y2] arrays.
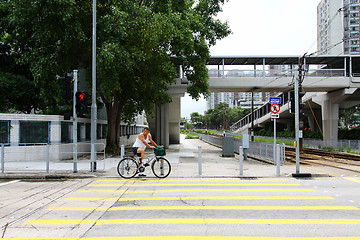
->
[[151, 157, 171, 178], [117, 157, 138, 179]]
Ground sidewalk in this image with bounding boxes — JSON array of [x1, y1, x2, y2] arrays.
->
[[0, 135, 359, 179]]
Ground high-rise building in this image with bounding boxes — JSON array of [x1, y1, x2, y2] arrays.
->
[[317, 0, 360, 55], [206, 92, 270, 110]]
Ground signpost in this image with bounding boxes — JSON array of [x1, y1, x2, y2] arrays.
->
[[269, 98, 281, 165]]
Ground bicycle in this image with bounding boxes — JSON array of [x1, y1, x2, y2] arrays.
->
[[117, 147, 171, 179]]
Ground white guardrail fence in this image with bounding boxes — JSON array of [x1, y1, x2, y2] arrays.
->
[[195, 133, 286, 165], [1, 142, 106, 173]]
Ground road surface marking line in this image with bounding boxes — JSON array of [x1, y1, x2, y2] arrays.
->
[[5, 236, 360, 240], [117, 196, 333, 201], [0, 180, 20, 187], [47, 206, 359, 211], [64, 196, 333, 201], [88, 183, 301, 187], [107, 206, 359, 211], [96, 178, 289, 182], [125, 189, 316, 194], [25, 218, 360, 225], [95, 218, 360, 225], [344, 177, 360, 184]]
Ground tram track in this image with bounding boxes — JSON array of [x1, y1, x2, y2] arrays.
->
[[285, 147, 360, 173]]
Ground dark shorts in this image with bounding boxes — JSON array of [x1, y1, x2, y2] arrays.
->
[[132, 147, 142, 157]]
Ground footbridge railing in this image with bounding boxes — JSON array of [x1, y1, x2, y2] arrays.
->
[[230, 92, 289, 132]]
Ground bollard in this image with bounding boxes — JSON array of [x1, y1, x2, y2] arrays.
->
[[1, 144, 4, 173], [239, 146, 244, 176], [120, 145, 125, 175], [121, 145, 125, 159], [276, 144, 280, 176], [46, 144, 50, 173], [161, 158, 164, 176], [198, 146, 202, 176]]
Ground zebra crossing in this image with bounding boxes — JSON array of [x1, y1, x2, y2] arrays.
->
[[17, 177, 360, 239]]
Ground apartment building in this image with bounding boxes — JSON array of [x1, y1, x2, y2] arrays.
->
[[317, 0, 360, 55], [206, 92, 270, 110]]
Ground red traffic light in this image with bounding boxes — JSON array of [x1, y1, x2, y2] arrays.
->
[[75, 92, 87, 114], [78, 93, 85, 101]]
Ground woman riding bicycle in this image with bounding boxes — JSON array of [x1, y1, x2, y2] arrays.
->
[[132, 127, 158, 175]]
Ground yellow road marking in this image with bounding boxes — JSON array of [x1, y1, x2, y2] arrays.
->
[[25, 218, 360, 226], [344, 177, 360, 184], [124, 189, 315, 194], [117, 196, 333, 201], [88, 183, 301, 187], [96, 218, 360, 225], [48, 206, 359, 211], [96, 178, 289, 182], [66, 196, 332, 201], [5, 237, 360, 240]]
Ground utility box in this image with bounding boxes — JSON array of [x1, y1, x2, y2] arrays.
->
[[222, 136, 235, 157], [242, 134, 250, 148]]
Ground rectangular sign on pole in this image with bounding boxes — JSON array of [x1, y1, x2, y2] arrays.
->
[[271, 113, 279, 119], [269, 97, 282, 104]]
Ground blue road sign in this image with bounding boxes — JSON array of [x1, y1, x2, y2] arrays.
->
[[269, 97, 282, 104]]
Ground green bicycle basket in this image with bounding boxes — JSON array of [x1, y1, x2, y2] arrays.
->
[[154, 146, 166, 156]]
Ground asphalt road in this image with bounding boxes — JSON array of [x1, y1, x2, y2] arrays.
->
[[1, 177, 360, 239]]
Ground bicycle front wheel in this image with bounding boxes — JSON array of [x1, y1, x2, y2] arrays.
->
[[117, 157, 138, 179], [151, 157, 171, 178]]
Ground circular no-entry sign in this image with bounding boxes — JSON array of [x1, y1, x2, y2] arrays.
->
[[270, 103, 280, 114]]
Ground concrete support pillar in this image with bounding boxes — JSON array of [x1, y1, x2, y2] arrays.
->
[[321, 100, 339, 141], [313, 88, 356, 142], [169, 97, 181, 144], [147, 77, 187, 148], [150, 103, 170, 148]]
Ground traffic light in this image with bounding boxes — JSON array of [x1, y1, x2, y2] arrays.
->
[[289, 91, 306, 114], [59, 75, 73, 102], [75, 92, 87, 115]]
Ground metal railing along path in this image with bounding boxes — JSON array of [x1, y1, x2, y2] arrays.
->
[[0, 142, 106, 173]]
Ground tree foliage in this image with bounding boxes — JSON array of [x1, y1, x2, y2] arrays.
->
[[190, 103, 251, 129], [4, 0, 231, 150]]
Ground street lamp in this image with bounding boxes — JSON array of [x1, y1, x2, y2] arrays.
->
[[91, 0, 98, 172]]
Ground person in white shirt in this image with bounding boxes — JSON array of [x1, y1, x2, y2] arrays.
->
[[132, 127, 158, 167]]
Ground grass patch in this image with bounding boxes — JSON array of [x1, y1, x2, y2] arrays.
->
[[185, 133, 199, 139]]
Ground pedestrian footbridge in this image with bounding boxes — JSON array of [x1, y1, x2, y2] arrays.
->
[[148, 55, 360, 147]]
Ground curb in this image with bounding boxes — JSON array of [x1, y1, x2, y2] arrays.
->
[[0, 172, 98, 180]]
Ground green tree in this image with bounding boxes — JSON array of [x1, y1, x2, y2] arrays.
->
[[205, 103, 250, 129], [0, 1, 41, 113], [340, 105, 360, 128], [6, 0, 231, 150]]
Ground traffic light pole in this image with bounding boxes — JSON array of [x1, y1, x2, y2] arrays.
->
[[91, 0, 97, 172], [73, 70, 78, 173], [294, 70, 300, 174]]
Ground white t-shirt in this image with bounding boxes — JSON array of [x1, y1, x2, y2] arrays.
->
[[132, 133, 151, 149]]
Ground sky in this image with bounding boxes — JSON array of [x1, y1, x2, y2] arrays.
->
[[181, 0, 320, 119]]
